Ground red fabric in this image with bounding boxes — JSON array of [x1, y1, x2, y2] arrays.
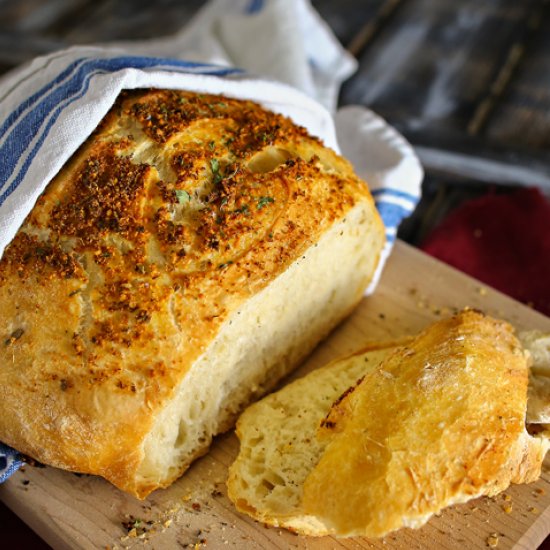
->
[[421, 187, 550, 316]]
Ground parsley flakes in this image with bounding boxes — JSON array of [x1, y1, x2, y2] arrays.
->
[[257, 196, 275, 210], [234, 204, 250, 215], [175, 189, 191, 204], [210, 158, 223, 184]]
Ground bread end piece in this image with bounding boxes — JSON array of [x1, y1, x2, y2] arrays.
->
[[302, 310, 544, 537]]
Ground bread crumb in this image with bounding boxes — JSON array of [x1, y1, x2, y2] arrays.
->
[[477, 287, 487, 296], [502, 503, 513, 514], [528, 506, 539, 514], [486, 533, 499, 547], [501, 494, 512, 502]]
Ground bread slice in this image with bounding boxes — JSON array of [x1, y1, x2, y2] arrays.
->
[[227, 340, 409, 534], [228, 310, 549, 537], [0, 89, 385, 498], [521, 331, 550, 424]]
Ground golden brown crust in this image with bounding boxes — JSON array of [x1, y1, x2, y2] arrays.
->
[[302, 310, 543, 537], [0, 89, 383, 497]]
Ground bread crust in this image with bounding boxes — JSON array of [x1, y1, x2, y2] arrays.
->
[[0, 89, 384, 497], [303, 311, 546, 536]]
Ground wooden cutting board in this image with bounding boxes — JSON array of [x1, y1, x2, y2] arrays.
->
[[1, 240, 549, 550]]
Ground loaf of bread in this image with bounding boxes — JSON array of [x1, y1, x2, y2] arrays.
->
[[228, 310, 549, 537], [0, 89, 385, 498]]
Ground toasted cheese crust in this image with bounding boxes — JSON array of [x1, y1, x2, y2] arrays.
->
[[0, 89, 384, 497]]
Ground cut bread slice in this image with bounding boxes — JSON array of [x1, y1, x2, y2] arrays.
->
[[227, 340, 409, 534], [228, 310, 549, 537]]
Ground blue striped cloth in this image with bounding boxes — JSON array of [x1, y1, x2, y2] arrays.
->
[[334, 105, 423, 291], [0, 1, 422, 485], [0, 443, 21, 483]]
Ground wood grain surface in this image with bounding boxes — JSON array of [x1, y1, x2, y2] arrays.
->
[[1, 241, 549, 550]]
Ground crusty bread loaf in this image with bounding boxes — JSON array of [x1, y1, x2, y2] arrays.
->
[[0, 89, 385, 498], [228, 310, 549, 537]]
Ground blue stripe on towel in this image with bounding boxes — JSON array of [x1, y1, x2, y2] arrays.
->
[[0, 58, 88, 141], [246, 0, 265, 14], [1, 67, 101, 206], [371, 188, 419, 203], [1, 56, 237, 141], [0, 443, 21, 483], [375, 200, 413, 231]]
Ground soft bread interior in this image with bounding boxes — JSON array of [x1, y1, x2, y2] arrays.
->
[[136, 201, 383, 492], [227, 342, 404, 535]]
